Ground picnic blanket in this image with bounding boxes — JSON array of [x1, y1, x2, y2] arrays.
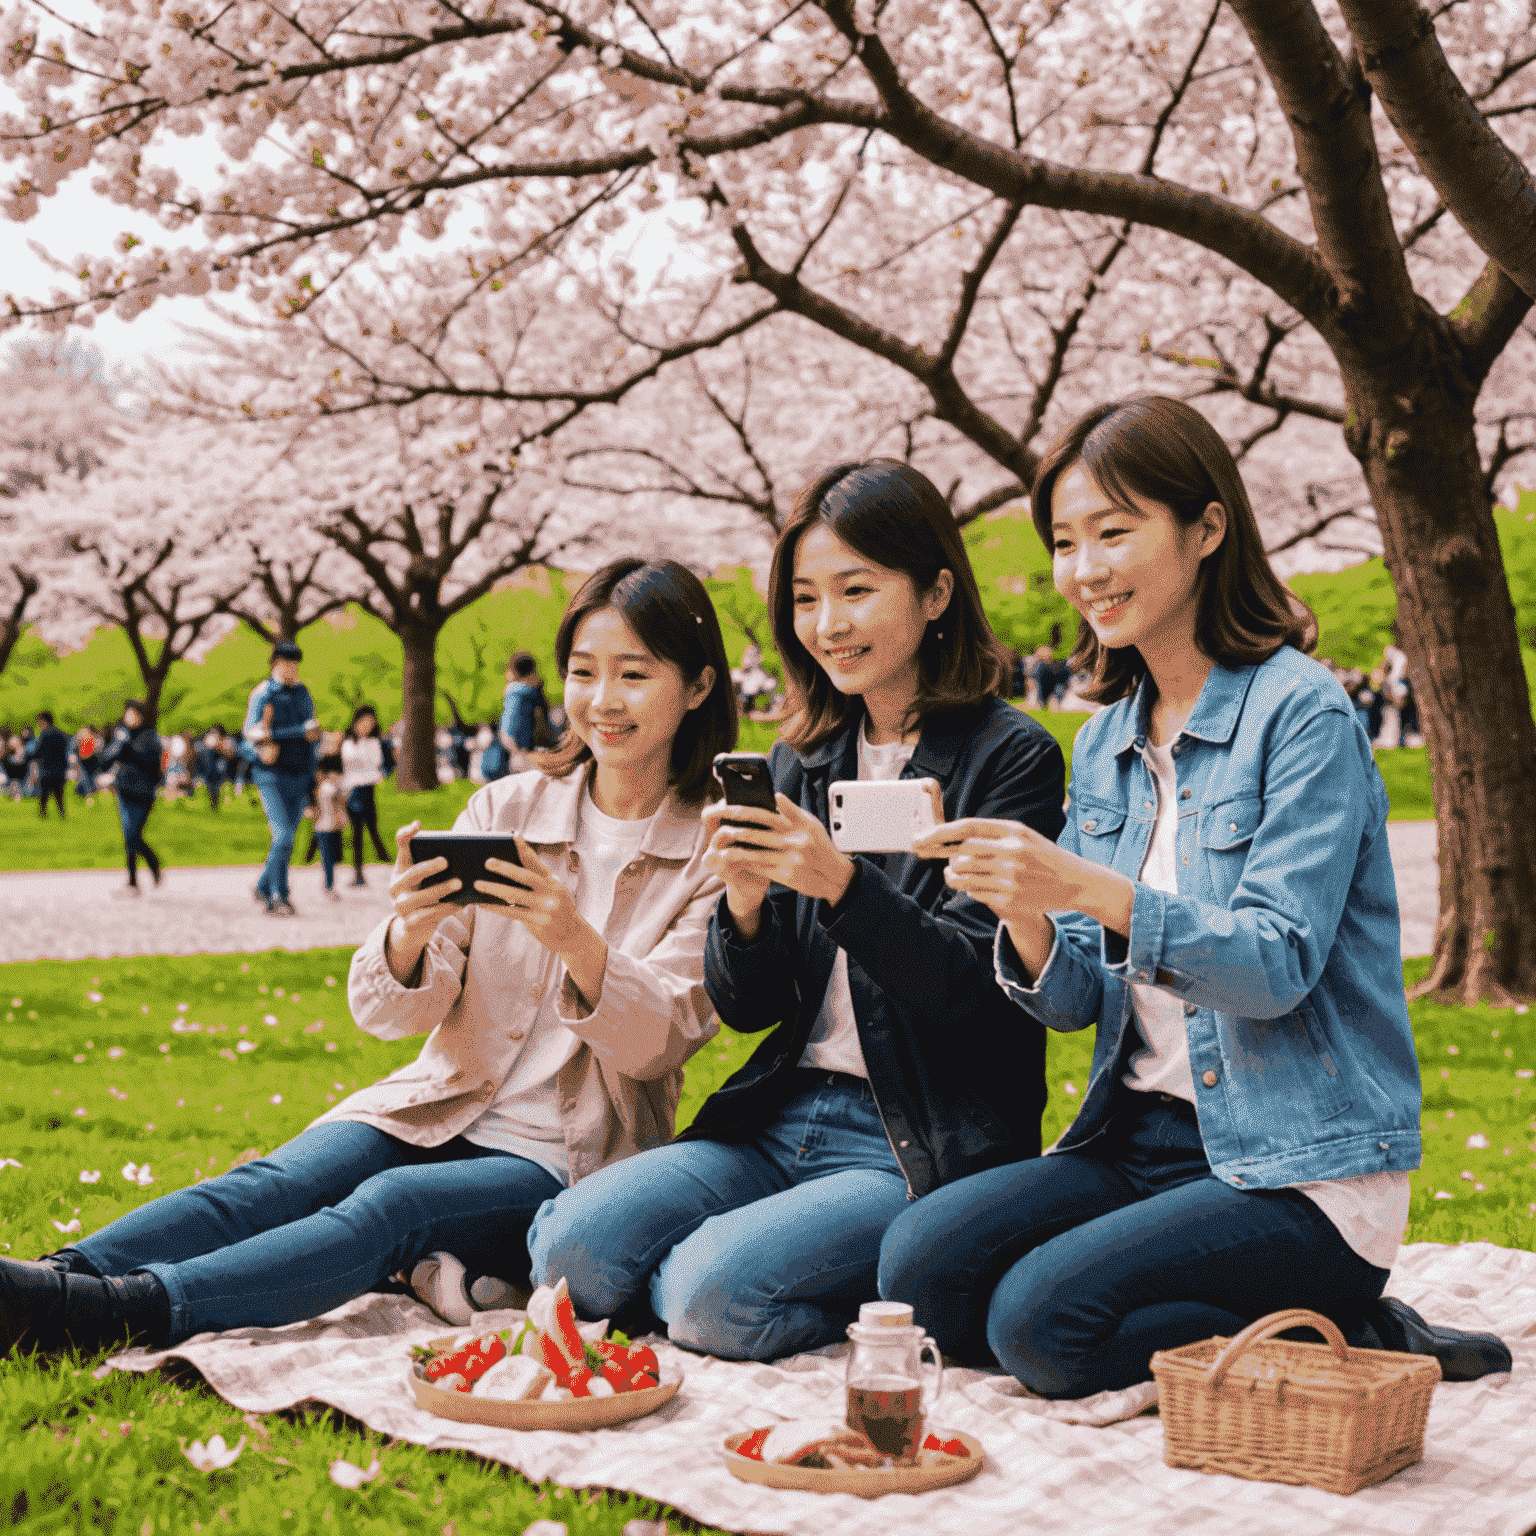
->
[[107, 1240, 1536, 1536]]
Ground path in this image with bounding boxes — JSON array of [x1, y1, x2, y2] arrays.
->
[[0, 862, 396, 963]]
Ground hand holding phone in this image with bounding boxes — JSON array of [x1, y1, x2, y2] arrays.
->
[[712, 752, 780, 850], [408, 832, 524, 907]]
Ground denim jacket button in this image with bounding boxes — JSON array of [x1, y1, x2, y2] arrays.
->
[[1201, 1069, 1218, 1088], [1183, 1001, 1197, 1017], [1229, 821, 1238, 832], [1180, 788, 1192, 800], [1083, 819, 1097, 832]]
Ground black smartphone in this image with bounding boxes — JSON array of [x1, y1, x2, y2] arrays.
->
[[713, 751, 778, 848], [408, 832, 523, 907]]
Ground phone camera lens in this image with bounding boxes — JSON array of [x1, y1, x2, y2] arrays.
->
[[834, 794, 843, 807]]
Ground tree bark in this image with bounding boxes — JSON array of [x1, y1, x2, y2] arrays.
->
[[0, 571, 39, 676], [397, 621, 442, 793], [1340, 347, 1536, 1004]]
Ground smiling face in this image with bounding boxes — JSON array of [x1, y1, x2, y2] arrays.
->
[[563, 606, 714, 784], [1050, 463, 1225, 659], [791, 522, 952, 706]]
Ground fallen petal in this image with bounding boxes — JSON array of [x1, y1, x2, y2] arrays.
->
[[0, 1158, 23, 1170], [328, 1457, 384, 1490], [52, 1218, 83, 1234], [1466, 1133, 1491, 1150], [182, 1434, 246, 1471], [79, 1170, 102, 1184]]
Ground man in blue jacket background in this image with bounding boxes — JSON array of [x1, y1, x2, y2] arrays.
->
[[242, 640, 321, 915]]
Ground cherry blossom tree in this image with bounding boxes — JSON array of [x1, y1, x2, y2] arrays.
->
[[4, 1, 1536, 998], [0, 334, 142, 674], [26, 418, 254, 720]]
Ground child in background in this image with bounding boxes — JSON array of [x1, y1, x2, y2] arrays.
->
[[313, 752, 345, 901]]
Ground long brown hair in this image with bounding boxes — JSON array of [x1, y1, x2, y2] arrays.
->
[[1032, 397, 1316, 705], [770, 460, 1011, 751], [539, 558, 736, 802]]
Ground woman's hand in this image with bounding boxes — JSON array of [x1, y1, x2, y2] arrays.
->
[[383, 819, 462, 984], [476, 838, 608, 1008], [913, 817, 1135, 975], [702, 794, 857, 941]]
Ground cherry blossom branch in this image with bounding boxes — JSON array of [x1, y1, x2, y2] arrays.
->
[[0, 567, 39, 676], [1484, 412, 1536, 503], [1450, 261, 1534, 387], [1338, 0, 1536, 301]]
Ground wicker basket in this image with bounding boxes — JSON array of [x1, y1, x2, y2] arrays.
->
[[1151, 1307, 1440, 1495]]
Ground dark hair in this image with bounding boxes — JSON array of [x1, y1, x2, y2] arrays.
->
[[348, 703, 379, 740], [541, 558, 736, 802], [317, 752, 344, 774], [37, 710, 54, 726], [509, 651, 537, 679], [271, 640, 303, 664], [769, 459, 1011, 751], [1031, 396, 1317, 705]]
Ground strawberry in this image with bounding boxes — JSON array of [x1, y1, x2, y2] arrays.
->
[[422, 1333, 505, 1387], [921, 1433, 968, 1458], [736, 1427, 772, 1462], [566, 1364, 595, 1399]]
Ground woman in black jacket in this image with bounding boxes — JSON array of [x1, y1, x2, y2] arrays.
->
[[97, 700, 164, 895], [529, 460, 1066, 1361]]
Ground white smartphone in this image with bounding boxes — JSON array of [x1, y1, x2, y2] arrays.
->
[[829, 777, 944, 854]]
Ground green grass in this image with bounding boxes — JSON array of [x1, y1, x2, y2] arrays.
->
[[0, 949, 760, 1535], [2, 947, 1533, 1529], [0, 714, 1430, 873]]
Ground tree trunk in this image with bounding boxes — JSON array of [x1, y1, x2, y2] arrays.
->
[[1343, 357, 1536, 1005], [0, 573, 38, 676], [398, 622, 442, 792]]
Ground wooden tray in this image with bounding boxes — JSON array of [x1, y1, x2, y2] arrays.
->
[[409, 1364, 681, 1431], [722, 1428, 984, 1497]]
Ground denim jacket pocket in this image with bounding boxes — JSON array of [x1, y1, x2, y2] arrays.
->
[[1198, 794, 1262, 904], [1073, 798, 1126, 867]]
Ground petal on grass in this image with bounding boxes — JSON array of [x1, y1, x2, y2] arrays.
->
[[182, 1434, 246, 1471], [1434, 1190, 1454, 1199], [1466, 1133, 1491, 1150], [79, 1170, 102, 1183], [0, 1158, 23, 1170], [236, 1041, 257, 1053], [328, 1457, 383, 1490], [52, 1218, 82, 1233]]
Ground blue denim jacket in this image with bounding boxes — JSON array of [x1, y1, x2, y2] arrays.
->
[[997, 645, 1422, 1189], [240, 679, 318, 776]]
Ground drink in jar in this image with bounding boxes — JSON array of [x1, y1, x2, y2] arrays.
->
[[846, 1374, 925, 1463]]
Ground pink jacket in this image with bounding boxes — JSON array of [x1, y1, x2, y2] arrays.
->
[[312, 765, 722, 1185]]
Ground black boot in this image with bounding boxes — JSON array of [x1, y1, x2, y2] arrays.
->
[[0, 1257, 171, 1356], [1347, 1295, 1512, 1381], [36, 1247, 100, 1276]]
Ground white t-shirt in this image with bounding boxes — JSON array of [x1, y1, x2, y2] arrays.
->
[[1125, 738, 1409, 1272], [462, 783, 655, 1183], [798, 723, 917, 1077], [342, 735, 387, 789]]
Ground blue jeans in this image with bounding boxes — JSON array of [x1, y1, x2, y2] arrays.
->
[[117, 795, 159, 884], [316, 829, 342, 889], [878, 1087, 1390, 1399], [253, 769, 311, 901], [528, 1072, 911, 1362], [72, 1121, 561, 1346]]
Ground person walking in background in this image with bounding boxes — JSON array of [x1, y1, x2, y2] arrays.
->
[[499, 651, 550, 763], [341, 704, 393, 886], [197, 725, 231, 809], [30, 711, 70, 819], [242, 640, 322, 917], [312, 751, 346, 902], [96, 700, 164, 897]]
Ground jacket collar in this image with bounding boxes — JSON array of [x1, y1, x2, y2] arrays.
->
[[799, 701, 978, 780], [519, 762, 703, 860], [1115, 663, 1259, 756]]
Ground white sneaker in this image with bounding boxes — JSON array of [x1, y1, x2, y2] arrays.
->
[[410, 1251, 475, 1325]]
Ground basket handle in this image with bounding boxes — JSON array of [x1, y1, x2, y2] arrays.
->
[[1206, 1308, 1349, 1390]]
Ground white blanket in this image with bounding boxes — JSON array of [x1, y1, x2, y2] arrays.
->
[[107, 1240, 1536, 1536]]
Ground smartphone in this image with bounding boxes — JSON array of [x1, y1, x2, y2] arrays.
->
[[713, 751, 778, 848], [408, 832, 523, 906], [829, 778, 945, 854]]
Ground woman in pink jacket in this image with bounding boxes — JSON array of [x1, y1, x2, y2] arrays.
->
[[2, 559, 736, 1355]]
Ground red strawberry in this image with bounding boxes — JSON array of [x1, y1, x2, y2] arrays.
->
[[736, 1427, 772, 1462], [567, 1364, 595, 1399]]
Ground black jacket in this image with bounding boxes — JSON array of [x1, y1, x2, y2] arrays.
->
[[30, 726, 70, 778], [98, 724, 164, 803], [683, 697, 1067, 1198]]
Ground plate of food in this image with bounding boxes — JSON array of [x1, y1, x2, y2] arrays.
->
[[408, 1279, 681, 1431], [722, 1420, 983, 1497]]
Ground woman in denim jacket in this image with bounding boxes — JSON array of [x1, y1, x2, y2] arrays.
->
[[883, 396, 1509, 1396]]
